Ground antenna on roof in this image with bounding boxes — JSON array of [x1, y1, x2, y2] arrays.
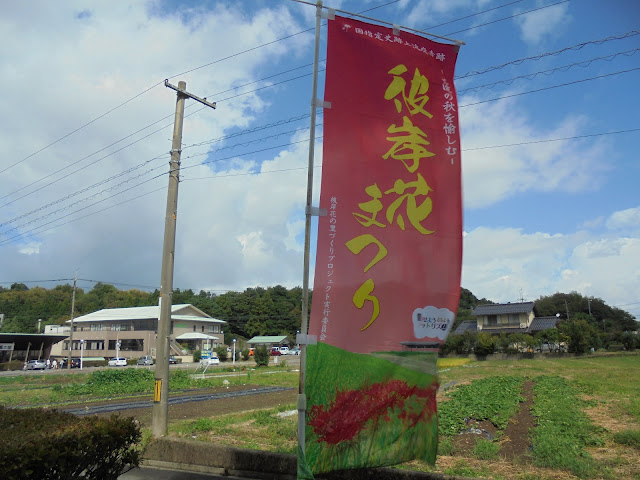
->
[[519, 289, 525, 303]]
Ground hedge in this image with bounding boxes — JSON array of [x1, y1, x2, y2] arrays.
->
[[0, 406, 140, 480]]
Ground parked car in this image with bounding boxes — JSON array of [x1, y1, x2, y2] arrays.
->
[[200, 355, 220, 366], [278, 346, 289, 355], [248, 348, 255, 356], [168, 355, 178, 364], [108, 357, 128, 367], [136, 355, 154, 366], [288, 347, 301, 355], [270, 347, 281, 356], [59, 358, 81, 369], [24, 360, 46, 370]]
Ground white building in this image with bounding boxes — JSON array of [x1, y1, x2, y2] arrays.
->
[[61, 304, 226, 360]]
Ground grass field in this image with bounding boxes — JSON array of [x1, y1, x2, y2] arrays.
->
[[171, 353, 640, 480], [2, 353, 639, 479]]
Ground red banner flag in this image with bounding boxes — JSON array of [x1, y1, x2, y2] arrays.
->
[[300, 15, 462, 477]]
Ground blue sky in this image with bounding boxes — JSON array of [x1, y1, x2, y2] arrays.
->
[[0, 0, 638, 320]]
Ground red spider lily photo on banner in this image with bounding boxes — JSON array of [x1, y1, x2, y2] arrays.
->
[[299, 15, 462, 478]]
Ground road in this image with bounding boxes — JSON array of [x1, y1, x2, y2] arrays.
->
[[0, 355, 300, 377], [119, 466, 251, 479]]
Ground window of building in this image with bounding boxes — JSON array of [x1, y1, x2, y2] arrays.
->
[[486, 315, 497, 326], [509, 314, 520, 325], [108, 339, 143, 351], [201, 325, 204, 333]]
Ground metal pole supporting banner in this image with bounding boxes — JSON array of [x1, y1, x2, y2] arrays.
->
[[298, 0, 323, 461]]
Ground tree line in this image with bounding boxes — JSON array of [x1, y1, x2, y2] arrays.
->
[[0, 283, 636, 347]]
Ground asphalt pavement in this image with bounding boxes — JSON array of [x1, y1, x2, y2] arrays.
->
[[119, 466, 250, 479]]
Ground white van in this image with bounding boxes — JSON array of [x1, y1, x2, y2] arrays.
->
[[279, 346, 289, 355]]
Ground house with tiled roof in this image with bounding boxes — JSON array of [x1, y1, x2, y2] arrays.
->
[[454, 301, 559, 336]]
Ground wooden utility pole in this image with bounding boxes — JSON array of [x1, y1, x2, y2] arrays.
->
[[152, 80, 216, 438], [67, 277, 77, 370]]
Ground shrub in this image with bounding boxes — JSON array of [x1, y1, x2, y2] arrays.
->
[[215, 346, 228, 362], [83, 360, 108, 368], [0, 406, 140, 480], [193, 349, 201, 362], [254, 345, 269, 367], [0, 360, 24, 371], [241, 348, 250, 361], [474, 332, 496, 356]]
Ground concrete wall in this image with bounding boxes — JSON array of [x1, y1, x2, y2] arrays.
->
[[143, 437, 476, 480]]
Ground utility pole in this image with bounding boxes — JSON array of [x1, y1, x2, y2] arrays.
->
[[152, 80, 216, 438], [67, 277, 77, 370]]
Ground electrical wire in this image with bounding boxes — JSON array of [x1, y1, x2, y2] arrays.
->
[[0, 174, 167, 247], [459, 67, 640, 108], [456, 29, 640, 79], [0, 279, 74, 285], [446, 0, 569, 36], [2, 124, 637, 243], [5, 25, 635, 208], [0, 114, 317, 230], [77, 278, 159, 290], [457, 48, 640, 95], [426, 0, 526, 30]]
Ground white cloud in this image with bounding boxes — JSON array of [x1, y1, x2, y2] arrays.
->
[[0, 1, 313, 292], [606, 206, 640, 231], [460, 98, 609, 208], [515, 1, 571, 45], [462, 221, 640, 309]]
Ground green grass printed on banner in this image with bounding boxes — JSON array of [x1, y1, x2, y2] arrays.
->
[[304, 342, 438, 473]]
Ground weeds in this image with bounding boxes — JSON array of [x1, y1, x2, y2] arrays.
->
[[612, 429, 640, 449], [471, 438, 500, 460], [531, 375, 603, 478]]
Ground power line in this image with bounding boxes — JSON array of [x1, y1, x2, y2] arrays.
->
[[0, 155, 167, 229], [0, 185, 165, 248], [0, 121, 174, 208], [460, 67, 640, 108], [0, 113, 314, 229], [0, 82, 165, 177], [6, 25, 633, 208], [446, 0, 570, 36], [456, 29, 640, 79], [464, 127, 640, 151], [3, 126, 636, 241], [458, 48, 640, 95], [0, 279, 74, 285], [0, 166, 165, 236], [77, 278, 159, 290], [0, 175, 166, 247], [426, 0, 526, 30]]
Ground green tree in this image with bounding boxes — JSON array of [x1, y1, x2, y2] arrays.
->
[[474, 332, 496, 356], [620, 332, 638, 351], [215, 346, 228, 361], [559, 318, 599, 354], [254, 345, 269, 367]]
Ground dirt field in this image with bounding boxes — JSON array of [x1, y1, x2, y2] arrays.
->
[[67, 384, 298, 427]]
